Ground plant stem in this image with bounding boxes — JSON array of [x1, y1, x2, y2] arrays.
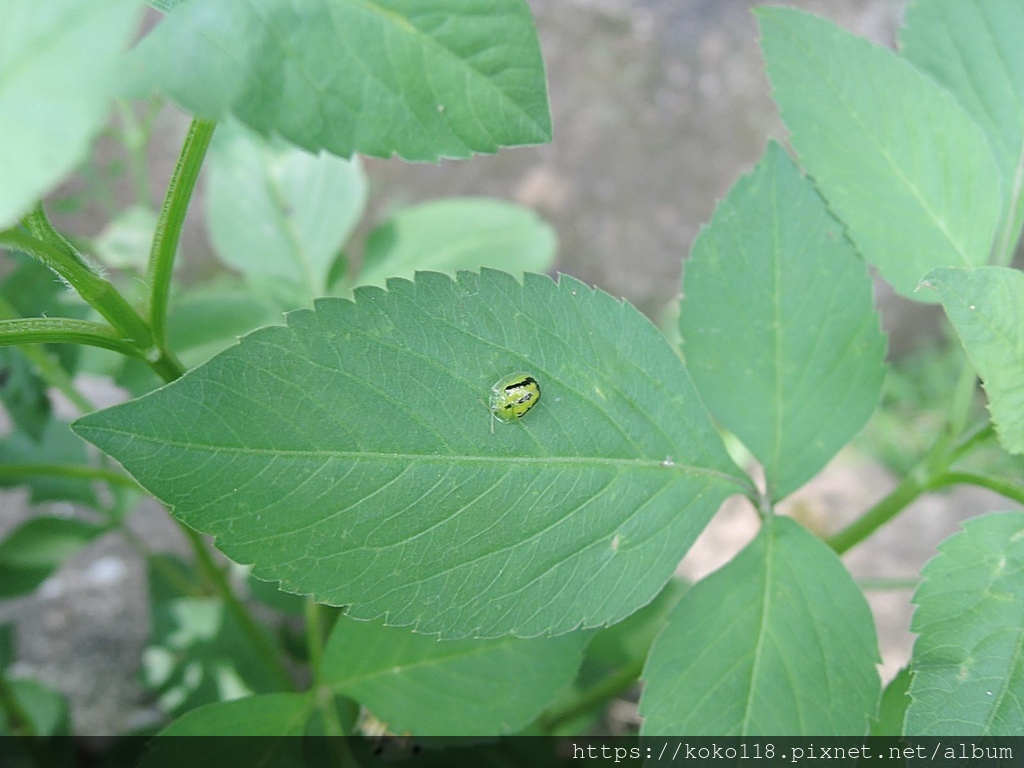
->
[[0, 228, 153, 350], [0, 463, 139, 489], [0, 317, 143, 358], [929, 471, 1024, 507], [147, 118, 216, 349], [537, 658, 644, 734], [826, 469, 927, 555], [180, 526, 295, 691], [305, 598, 327, 682]]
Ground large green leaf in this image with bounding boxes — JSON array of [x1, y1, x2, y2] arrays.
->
[[0, 0, 141, 228], [639, 516, 880, 736], [679, 142, 887, 500], [356, 198, 556, 290], [323, 616, 587, 735], [757, 8, 1002, 300], [907, 511, 1024, 736], [901, 0, 1024, 264], [923, 266, 1024, 455], [129, 0, 551, 161], [206, 120, 367, 297], [74, 270, 746, 639]]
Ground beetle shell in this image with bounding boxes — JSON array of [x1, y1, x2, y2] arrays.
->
[[489, 372, 541, 423]]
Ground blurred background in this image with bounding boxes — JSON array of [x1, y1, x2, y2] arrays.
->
[[2, 0, 1017, 734]]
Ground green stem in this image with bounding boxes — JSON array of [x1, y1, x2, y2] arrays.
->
[[826, 469, 928, 555], [181, 526, 294, 691], [0, 463, 139, 489], [305, 598, 327, 683], [147, 118, 216, 349], [537, 658, 644, 734], [928, 471, 1024, 507], [0, 228, 153, 350], [0, 317, 144, 358]]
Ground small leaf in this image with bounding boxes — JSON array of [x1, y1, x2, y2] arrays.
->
[[357, 198, 556, 290], [323, 616, 587, 735], [0, 0, 142, 228], [757, 7, 1002, 300], [0, 678, 70, 737], [639, 516, 880, 736], [129, 0, 552, 161], [206, 120, 367, 297], [907, 511, 1024, 736], [680, 142, 887, 500], [0, 347, 52, 443], [0, 420, 98, 506], [923, 266, 1024, 455], [74, 270, 745, 638], [871, 666, 911, 736], [0, 517, 106, 598], [901, 0, 1024, 262], [139, 695, 311, 768]]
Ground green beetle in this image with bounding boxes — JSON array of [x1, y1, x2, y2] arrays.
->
[[488, 372, 541, 432]]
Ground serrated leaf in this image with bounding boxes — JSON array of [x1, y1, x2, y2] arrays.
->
[[639, 516, 880, 736], [907, 511, 1024, 736], [206, 120, 367, 297], [758, 8, 1002, 300], [923, 266, 1024, 455], [680, 142, 887, 500], [323, 615, 587, 735], [128, 0, 552, 162], [74, 270, 745, 639], [0, 0, 142, 228], [356, 198, 556, 290], [901, 0, 1024, 263], [0, 517, 106, 598], [0, 420, 97, 506]]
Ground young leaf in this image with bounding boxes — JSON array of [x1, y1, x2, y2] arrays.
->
[[0, 678, 70, 737], [871, 666, 911, 736], [900, 0, 1024, 263], [639, 516, 880, 736], [757, 8, 1002, 300], [0, 517, 106, 598], [322, 616, 588, 735], [128, 0, 552, 161], [206, 120, 367, 298], [357, 198, 556, 290], [680, 142, 887, 500], [73, 270, 746, 639], [0, 0, 142, 228], [907, 511, 1024, 736], [923, 267, 1024, 455]]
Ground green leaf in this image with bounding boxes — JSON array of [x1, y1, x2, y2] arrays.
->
[[74, 270, 745, 639], [356, 198, 556, 290], [129, 0, 552, 162], [923, 266, 1024, 455], [906, 511, 1024, 736], [900, 0, 1024, 265], [0, 420, 98, 506], [323, 616, 587, 735], [0, 678, 70, 737], [0, 516, 106, 598], [141, 694, 310, 754], [0, 0, 142, 228], [679, 142, 887, 500], [757, 8, 1002, 300], [639, 516, 880, 736], [871, 666, 911, 736], [143, 555, 283, 715], [0, 347, 52, 443], [206, 120, 367, 298]]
